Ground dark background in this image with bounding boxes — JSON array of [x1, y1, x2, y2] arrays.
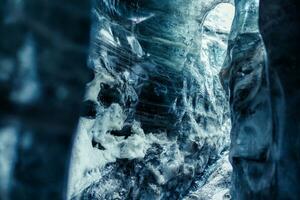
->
[[0, 0, 91, 199]]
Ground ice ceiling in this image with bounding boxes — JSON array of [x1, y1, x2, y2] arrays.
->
[[68, 1, 235, 200]]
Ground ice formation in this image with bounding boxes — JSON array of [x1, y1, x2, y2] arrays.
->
[[68, 1, 235, 199]]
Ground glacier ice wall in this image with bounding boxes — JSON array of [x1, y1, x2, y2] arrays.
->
[[222, 0, 274, 198], [224, 0, 300, 199], [68, 1, 234, 199]]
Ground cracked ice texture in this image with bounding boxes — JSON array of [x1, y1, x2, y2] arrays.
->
[[68, 1, 234, 199]]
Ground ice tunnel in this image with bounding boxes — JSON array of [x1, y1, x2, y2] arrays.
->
[[1, 0, 300, 199]]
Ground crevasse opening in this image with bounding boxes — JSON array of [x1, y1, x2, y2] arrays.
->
[[201, 3, 235, 75]]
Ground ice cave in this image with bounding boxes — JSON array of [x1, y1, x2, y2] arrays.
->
[[0, 0, 300, 200], [67, 2, 234, 199]]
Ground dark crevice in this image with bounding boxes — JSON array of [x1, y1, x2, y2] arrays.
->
[[98, 83, 123, 107], [110, 125, 133, 138], [80, 100, 97, 119], [91, 138, 106, 150]]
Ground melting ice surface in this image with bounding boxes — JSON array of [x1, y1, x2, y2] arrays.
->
[[68, 2, 235, 200]]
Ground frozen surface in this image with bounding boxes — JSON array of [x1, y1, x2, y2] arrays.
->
[[183, 151, 232, 200], [68, 1, 234, 199]]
